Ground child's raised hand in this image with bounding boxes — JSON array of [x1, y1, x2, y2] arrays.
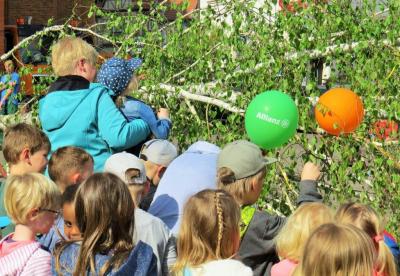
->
[[157, 108, 170, 119], [301, 162, 321, 181]]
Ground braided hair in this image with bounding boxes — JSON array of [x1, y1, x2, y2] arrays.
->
[[172, 189, 241, 274]]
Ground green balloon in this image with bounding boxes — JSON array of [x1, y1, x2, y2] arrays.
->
[[245, 90, 299, 150]]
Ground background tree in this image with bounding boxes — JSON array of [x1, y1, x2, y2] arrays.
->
[[2, 0, 399, 237]]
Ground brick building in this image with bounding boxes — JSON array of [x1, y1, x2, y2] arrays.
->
[[0, 0, 93, 56], [0, 0, 192, 56], [4, 0, 75, 26]]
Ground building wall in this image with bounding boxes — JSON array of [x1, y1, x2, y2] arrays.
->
[[5, 0, 76, 25], [0, 0, 5, 55]]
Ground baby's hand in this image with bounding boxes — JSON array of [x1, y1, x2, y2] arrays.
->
[[301, 162, 320, 181], [158, 108, 169, 118]]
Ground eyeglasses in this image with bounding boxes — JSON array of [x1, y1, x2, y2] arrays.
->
[[39, 208, 61, 219]]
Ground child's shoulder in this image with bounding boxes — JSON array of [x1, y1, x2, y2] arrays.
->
[[243, 209, 286, 240]]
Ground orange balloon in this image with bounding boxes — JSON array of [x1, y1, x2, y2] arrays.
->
[[315, 88, 364, 135]]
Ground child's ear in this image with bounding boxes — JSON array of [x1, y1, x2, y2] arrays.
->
[[70, 172, 82, 185], [157, 166, 167, 178], [76, 59, 86, 73], [20, 147, 31, 164], [250, 178, 259, 191], [27, 208, 40, 221]]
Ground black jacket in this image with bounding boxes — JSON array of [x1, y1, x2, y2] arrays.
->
[[238, 180, 322, 276]]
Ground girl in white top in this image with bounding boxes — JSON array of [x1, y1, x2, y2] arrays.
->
[[172, 189, 252, 276]]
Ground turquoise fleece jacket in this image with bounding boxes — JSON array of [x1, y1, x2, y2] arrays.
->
[[39, 76, 150, 171]]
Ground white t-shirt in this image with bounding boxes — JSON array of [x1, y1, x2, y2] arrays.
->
[[187, 259, 253, 276], [134, 208, 176, 276]]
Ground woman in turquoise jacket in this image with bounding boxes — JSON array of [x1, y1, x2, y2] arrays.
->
[[39, 37, 150, 171]]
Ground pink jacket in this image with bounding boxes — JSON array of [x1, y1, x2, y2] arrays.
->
[[0, 234, 51, 275], [271, 259, 298, 276]]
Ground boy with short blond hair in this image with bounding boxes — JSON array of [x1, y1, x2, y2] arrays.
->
[[0, 123, 51, 237], [0, 173, 61, 275], [48, 146, 94, 192], [3, 123, 50, 174]]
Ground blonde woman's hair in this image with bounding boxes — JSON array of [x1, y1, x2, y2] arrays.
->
[[335, 202, 397, 276], [216, 167, 266, 204], [293, 223, 376, 276], [172, 189, 241, 274], [51, 36, 98, 76], [4, 173, 61, 225], [276, 202, 334, 262]]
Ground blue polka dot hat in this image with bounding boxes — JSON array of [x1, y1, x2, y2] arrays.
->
[[97, 57, 142, 96]]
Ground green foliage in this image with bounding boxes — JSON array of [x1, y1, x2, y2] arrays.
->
[[14, 0, 400, 235]]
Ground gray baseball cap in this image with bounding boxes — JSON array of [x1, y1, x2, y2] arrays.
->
[[217, 140, 277, 180], [104, 152, 147, 185], [140, 139, 178, 166]]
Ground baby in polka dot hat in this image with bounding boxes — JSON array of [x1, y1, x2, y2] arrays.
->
[[97, 57, 171, 155]]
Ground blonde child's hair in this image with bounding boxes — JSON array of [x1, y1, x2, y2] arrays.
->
[[335, 202, 397, 276], [3, 123, 51, 165], [216, 166, 266, 204], [115, 75, 139, 108], [48, 146, 93, 185], [4, 60, 14, 70], [172, 189, 241, 274], [4, 173, 61, 224], [51, 36, 98, 76], [293, 223, 376, 276], [276, 202, 334, 262]]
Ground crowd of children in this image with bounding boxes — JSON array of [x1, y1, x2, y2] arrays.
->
[[0, 36, 399, 276]]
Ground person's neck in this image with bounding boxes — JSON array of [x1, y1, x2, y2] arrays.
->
[[12, 224, 36, 242], [130, 191, 141, 208], [9, 164, 29, 176], [56, 182, 68, 193]]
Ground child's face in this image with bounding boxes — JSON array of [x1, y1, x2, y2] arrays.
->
[[246, 178, 264, 205], [29, 148, 49, 173], [4, 62, 14, 74], [63, 202, 82, 240]]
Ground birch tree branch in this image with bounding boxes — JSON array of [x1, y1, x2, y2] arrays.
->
[[141, 83, 245, 114]]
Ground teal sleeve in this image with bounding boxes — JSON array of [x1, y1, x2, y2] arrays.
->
[[0, 179, 14, 237], [97, 92, 150, 151]]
